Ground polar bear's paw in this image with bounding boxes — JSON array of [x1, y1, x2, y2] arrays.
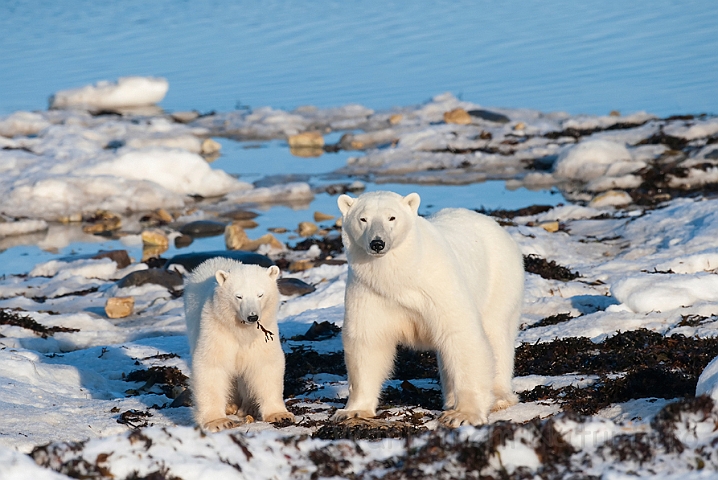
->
[[491, 393, 519, 412], [225, 403, 240, 415], [203, 417, 243, 433], [264, 411, 295, 424], [330, 409, 375, 422], [439, 409, 487, 428]]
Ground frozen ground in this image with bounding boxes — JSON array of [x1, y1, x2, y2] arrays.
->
[[2, 81, 718, 478]]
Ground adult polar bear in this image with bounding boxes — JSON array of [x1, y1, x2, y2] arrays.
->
[[332, 191, 524, 427]]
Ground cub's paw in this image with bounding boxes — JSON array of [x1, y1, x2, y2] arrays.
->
[[225, 403, 240, 415], [330, 409, 375, 422], [491, 393, 519, 412], [438, 409, 487, 428], [203, 417, 242, 433], [264, 411, 295, 424]]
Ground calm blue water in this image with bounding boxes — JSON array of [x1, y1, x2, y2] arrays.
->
[[1, 1, 717, 116]]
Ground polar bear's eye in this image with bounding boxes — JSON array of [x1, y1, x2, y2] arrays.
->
[[389, 216, 396, 221], [258, 293, 264, 298], [235, 295, 243, 300], [359, 217, 367, 223]]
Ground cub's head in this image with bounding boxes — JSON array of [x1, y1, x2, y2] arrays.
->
[[214, 264, 280, 326], [337, 191, 420, 257]]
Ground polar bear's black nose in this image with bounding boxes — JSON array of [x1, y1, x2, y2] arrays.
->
[[247, 314, 259, 323], [370, 239, 385, 253]]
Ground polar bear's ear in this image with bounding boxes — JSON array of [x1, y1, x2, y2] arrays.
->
[[403, 192, 421, 214], [337, 194, 355, 216], [267, 265, 280, 280], [215, 270, 230, 286]]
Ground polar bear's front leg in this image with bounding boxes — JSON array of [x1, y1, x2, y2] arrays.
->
[[192, 364, 239, 432], [244, 349, 295, 424]]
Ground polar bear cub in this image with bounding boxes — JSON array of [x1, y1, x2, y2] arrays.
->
[[332, 191, 524, 427], [184, 257, 294, 432]]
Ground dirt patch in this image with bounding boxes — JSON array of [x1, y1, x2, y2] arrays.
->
[[314, 417, 424, 441], [0, 309, 79, 338], [524, 254, 581, 281], [124, 366, 189, 399], [523, 312, 576, 330], [381, 381, 443, 411], [284, 346, 346, 397]]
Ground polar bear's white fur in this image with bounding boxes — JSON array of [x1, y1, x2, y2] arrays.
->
[[332, 191, 524, 427], [184, 257, 293, 432]]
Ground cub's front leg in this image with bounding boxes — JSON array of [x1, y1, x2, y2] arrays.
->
[[191, 362, 240, 432], [245, 344, 295, 424]]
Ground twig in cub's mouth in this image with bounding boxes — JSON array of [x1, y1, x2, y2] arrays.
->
[[256, 321, 274, 342]]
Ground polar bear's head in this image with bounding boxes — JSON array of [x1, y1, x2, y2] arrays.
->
[[337, 191, 420, 257], [214, 264, 280, 326]]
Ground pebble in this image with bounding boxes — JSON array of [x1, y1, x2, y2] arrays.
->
[[179, 220, 227, 237], [82, 211, 122, 234], [141, 229, 169, 247], [268, 227, 288, 234], [287, 131, 324, 148], [201, 138, 222, 155], [222, 209, 259, 221], [225, 223, 250, 250], [174, 234, 193, 248], [313, 211, 335, 222], [443, 108, 472, 125], [289, 260, 314, 272], [165, 250, 275, 271], [289, 146, 324, 158], [105, 297, 134, 319], [539, 221, 560, 233], [467, 109, 511, 124], [298, 221, 318, 237], [170, 111, 200, 123], [58, 249, 131, 269], [277, 277, 316, 296], [589, 190, 633, 208], [389, 114, 403, 125]]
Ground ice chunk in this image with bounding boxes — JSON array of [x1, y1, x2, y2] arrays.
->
[[49, 77, 169, 110], [554, 139, 633, 181], [612, 273, 718, 313]]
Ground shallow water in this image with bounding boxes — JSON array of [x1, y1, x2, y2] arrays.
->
[[1, 1, 717, 116]]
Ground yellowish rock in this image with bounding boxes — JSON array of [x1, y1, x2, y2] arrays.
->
[[225, 223, 250, 250], [514, 122, 526, 131], [389, 114, 403, 125], [289, 146, 323, 158], [443, 108, 472, 125], [141, 229, 169, 247], [313, 211, 335, 222], [142, 245, 168, 261], [298, 221, 318, 237], [539, 221, 560, 233], [609, 110, 621, 117], [589, 190, 633, 208], [154, 208, 174, 223], [268, 227, 288, 234], [82, 211, 122, 234], [289, 260, 315, 272], [105, 297, 134, 319], [288, 131, 324, 148], [59, 213, 83, 224], [201, 138, 222, 155], [234, 219, 258, 229], [335, 217, 343, 228]]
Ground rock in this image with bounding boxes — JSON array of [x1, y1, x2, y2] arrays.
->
[[58, 250, 132, 269], [116, 269, 183, 290], [313, 211, 335, 222], [298, 222, 318, 237], [170, 111, 200, 123], [539, 221, 560, 233], [174, 234, 194, 248], [179, 220, 227, 238], [142, 245, 168, 262], [443, 108, 472, 125], [201, 138, 222, 155], [289, 260, 314, 272], [225, 223, 250, 250], [150, 208, 174, 224], [287, 131, 324, 148], [165, 251, 274, 272], [609, 110, 621, 117], [223, 209, 259, 221], [589, 190, 633, 208], [514, 122, 526, 131], [322, 181, 366, 195], [105, 297, 134, 319], [389, 114, 403, 125], [268, 227, 288, 234], [293, 321, 341, 340], [277, 277, 316, 297], [82, 211, 122, 234], [234, 220, 258, 229], [141, 229, 169, 247], [467, 109, 511, 124], [59, 213, 83, 224], [290, 146, 324, 158], [335, 217, 343, 228], [169, 387, 193, 408]]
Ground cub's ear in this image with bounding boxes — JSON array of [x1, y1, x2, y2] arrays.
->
[[267, 265, 280, 280], [215, 270, 230, 286], [403, 192, 421, 214], [337, 194, 355, 216]]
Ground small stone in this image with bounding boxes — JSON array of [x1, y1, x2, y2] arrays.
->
[[174, 234, 193, 248], [287, 131, 324, 148], [225, 223, 250, 250], [514, 122, 526, 131], [539, 221, 560, 233], [142, 245, 168, 262], [234, 219, 258, 229], [105, 297, 134, 319], [289, 260, 314, 272], [289, 146, 324, 158], [589, 190, 633, 208], [59, 250, 131, 269], [82, 211, 122, 234], [609, 110, 621, 117], [467, 109, 511, 124], [277, 277, 316, 296], [201, 138, 222, 155], [223, 209, 259, 221], [268, 227, 288, 234], [313, 211, 335, 222], [141, 229, 169, 247], [170, 111, 200, 123], [298, 221, 318, 237], [335, 217, 343, 228], [154, 208, 174, 223], [179, 220, 227, 238], [116, 269, 183, 290], [389, 114, 403, 125], [443, 108, 472, 125]]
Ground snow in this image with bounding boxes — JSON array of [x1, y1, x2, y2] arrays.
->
[[3, 81, 718, 477], [49, 77, 169, 110]]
